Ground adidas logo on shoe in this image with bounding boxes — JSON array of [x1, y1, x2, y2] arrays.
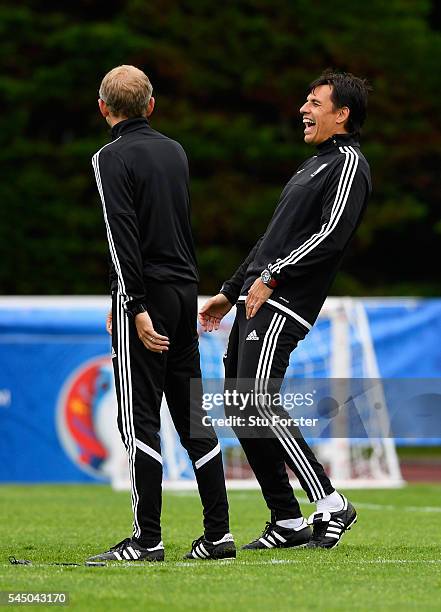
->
[[246, 330, 260, 341], [87, 537, 164, 562], [184, 533, 236, 560], [242, 520, 311, 550], [306, 495, 357, 549]]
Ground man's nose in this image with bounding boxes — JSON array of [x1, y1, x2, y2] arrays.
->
[[299, 102, 308, 114]]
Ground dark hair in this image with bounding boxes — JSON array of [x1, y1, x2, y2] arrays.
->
[[309, 69, 371, 135]]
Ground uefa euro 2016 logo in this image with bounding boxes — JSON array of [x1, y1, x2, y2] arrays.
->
[[56, 356, 125, 480]]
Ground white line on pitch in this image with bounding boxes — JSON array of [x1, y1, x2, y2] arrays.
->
[[352, 501, 441, 513], [168, 491, 441, 513], [173, 558, 441, 568], [2, 559, 440, 570]]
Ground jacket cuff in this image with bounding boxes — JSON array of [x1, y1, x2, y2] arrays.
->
[[125, 297, 147, 313], [220, 284, 237, 306]]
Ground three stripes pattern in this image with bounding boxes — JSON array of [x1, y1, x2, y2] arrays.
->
[[92, 142, 141, 538], [92, 142, 222, 539], [112, 546, 143, 561], [324, 519, 345, 541], [268, 146, 359, 275], [254, 312, 326, 500], [191, 542, 211, 559], [258, 530, 287, 549]]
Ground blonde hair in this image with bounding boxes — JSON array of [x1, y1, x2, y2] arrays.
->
[[99, 65, 153, 118]]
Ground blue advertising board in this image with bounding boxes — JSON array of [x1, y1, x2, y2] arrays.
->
[[0, 297, 440, 483]]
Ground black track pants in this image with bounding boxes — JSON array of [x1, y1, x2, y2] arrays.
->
[[112, 282, 229, 546], [224, 304, 334, 520]]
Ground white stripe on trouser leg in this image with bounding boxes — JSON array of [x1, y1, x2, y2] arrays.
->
[[115, 295, 129, 453], [115, 295, 135, 516], [257, 315, 325, 499], [116, 294, 141, 537], [253, 314, 320, 497], [254, 315, 322, 500], [123, 298, 141, 537], [135, 438, 163, 464], [261, 318, 325, 497], [117, 294, 138, 536], [195, 442, 221, 469], [118, 294, 139, 536], [254, 313, 325, 499], [260, 318, 325, 499]]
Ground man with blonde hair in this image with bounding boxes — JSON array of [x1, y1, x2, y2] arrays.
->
[[88, 65, 235, 562]]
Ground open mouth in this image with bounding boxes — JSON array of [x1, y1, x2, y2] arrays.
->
[[303, 117, 316, 135]]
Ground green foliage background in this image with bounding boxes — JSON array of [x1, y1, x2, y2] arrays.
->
[[1, 0, 440, 296]]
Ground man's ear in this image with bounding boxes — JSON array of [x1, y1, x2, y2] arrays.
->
[[146, 96, 155, 117], [336, 106, 350, 126], [98, 98, 110, 118]]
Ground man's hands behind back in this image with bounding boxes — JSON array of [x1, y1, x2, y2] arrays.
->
[[135, 311, 170, 353], [106, 308, 169, 353]]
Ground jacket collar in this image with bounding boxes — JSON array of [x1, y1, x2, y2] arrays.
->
[[316, 133, 359, 154], [111, 117, 150, 139]]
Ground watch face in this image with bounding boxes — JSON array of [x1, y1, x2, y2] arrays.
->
[[261, 269, 271, 284]]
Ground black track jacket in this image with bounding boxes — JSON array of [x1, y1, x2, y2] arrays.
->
[[221, 134, 371, 332], [92, 117, 198, 312]]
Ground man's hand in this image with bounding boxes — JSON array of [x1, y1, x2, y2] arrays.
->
[[198, 293, 233, 332], [245, 278, 273, 319], [106, 309, 112, 335], [135, 311, 170, 353]]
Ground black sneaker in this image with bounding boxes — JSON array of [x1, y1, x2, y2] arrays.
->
[[87, 537, 164, 562], [306, 496, 357, 549], [242, 519, 312, 550], [184, 533, 236, 560]]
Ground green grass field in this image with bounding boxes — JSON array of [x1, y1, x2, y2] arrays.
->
[[1, 484, 440, 611]]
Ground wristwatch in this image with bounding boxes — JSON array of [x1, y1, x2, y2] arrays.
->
[[127, 303, 148, 318], [261, 268, 278, 289]]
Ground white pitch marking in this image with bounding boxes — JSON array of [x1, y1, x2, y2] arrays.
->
[[171, 559, 441, 568], [2, 559, 441, 569], [166, 492, 441, 514], [351, 501, 441, 513]]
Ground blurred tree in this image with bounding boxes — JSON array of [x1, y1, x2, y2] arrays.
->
[[0, 0, 440, 296]]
